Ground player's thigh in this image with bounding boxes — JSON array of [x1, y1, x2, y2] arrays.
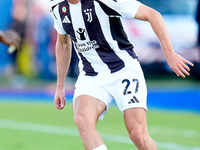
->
[[73, 75, 113, 120], [124, 108, 148, 134], [73, 95, 107, 124]]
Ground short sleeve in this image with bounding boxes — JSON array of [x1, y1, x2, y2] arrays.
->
[[50, 5, 67, 34], [97, 0, 141, 18]]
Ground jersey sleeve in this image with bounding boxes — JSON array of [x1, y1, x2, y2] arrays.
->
[[97, 0, 141, 18], [50, 2, 67, 34]]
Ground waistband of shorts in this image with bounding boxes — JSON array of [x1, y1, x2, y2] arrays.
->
[[79, 59, 140, 78]]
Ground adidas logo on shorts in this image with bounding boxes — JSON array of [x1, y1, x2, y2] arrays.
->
[[128, 96, 139, 104]]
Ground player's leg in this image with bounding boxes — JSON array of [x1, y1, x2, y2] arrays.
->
[[73, 95, 107, 150], [124, 108, 157, 150]]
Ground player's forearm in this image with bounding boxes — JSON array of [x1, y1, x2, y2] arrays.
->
[[146, 9, 174, 58], [135, 4, 175, 58], [56, 40, 72, 90]]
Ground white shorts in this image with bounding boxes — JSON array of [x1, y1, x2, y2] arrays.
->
[[73, 60, 147, 120]]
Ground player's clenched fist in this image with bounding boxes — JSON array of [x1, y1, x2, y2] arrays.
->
[[54, 88, 66, 109]]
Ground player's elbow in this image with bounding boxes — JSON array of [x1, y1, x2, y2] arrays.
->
[[147, 9, 162, 22]]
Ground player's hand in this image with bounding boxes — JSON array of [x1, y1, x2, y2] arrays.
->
[[54, 88, 66, 109], [165, 51, 194, 78], [0, 30, 21, 49]]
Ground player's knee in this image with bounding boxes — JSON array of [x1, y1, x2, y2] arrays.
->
[[128, 129, 145, 147], [129, 129, 141, 140], [74, 115, 87, 135], [74, 114, 92, 130], [74, 114, 85, 128]]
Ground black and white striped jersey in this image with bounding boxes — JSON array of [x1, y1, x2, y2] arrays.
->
[[50, 0, 141, 76]]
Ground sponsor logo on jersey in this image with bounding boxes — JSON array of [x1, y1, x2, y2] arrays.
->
[[84, 9, 93, 22], [62, 15, 71, 23], [74, 28, 100, 53], [62, 6, 67, 13], [76, 28, 87, 40], [74, 40, 100, 53]]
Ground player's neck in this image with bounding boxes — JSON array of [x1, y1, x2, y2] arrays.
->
[[67, 0, 80, 4]]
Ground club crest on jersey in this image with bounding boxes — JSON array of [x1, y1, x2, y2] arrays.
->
[[76, 28, 87, 40], [62, 6, 67, 13], [84, 9, 93, 22]]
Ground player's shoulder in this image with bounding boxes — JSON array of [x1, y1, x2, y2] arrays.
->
[[50, 0, 65, 9]]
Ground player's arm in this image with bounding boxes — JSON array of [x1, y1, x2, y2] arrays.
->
[[134, 4, 194, 78], [0, 30, 21, 48], [54, 33, 72, 109]]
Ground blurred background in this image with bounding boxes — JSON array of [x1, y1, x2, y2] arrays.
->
[[0, 0, 199, 80], [0, 0, 200, 150], [0, 0, 199, 108]]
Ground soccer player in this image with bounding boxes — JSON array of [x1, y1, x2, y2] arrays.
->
[[50, 0, 194, 149], [0, 30, 21, 49]]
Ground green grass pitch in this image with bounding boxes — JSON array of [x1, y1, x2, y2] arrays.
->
[[0, 102, 200, 150]]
